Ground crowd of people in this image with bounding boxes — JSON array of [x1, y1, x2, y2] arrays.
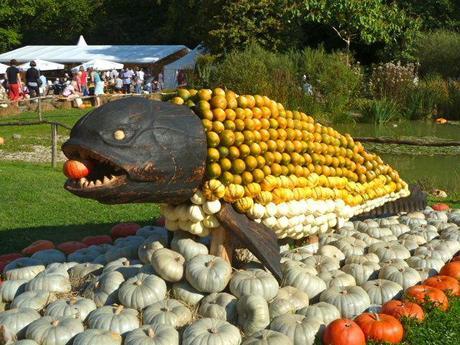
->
[[0, 59, 169, 107]]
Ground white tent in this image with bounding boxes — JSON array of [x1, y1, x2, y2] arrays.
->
[[18, 59, 65, 71], [164, 45, 206, 89], [0, 40, 189, 65], [72, 59, 124, 72], [0, 63, 8, 74]]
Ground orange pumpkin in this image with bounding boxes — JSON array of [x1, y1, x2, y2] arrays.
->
[[82, 235, 113, 246], [0, 253, 23, 262], [381, 300, 425, 321], [22, 240, 55, 256], [63, 160, 92, 179], [111, 222, 141, 239], [323, 318, 366, 345], [440, 261, 460, 281], [424, 275, 460, 296], [405, 285, 449, 311], [355, 313, 404, 344], [57, 241, 88, 254], [451, 256, 460, 262], [432, 203, 449, 211]]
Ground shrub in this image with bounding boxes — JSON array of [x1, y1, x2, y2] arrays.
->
[[416, 30, 460, 78], [359, 98, 400, 124], [368, 61, 418, 104], [190, 44, 363, 122]]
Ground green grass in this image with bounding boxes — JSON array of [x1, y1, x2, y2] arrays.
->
[[0, 108, 88, 152], [0, 161, 158, 252], [368, 297, 460, 345]]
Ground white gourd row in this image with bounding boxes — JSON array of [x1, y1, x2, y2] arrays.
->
[[161, 186, 410, 239]]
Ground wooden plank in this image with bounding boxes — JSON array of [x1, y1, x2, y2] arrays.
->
[[210, 226, 233, 264], [216, 203, 282, 282]]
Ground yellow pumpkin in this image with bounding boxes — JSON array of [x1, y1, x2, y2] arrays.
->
[[223, 184, 245, 202], [202, 179, 226, 201], [244, 183, 262, 197], [254, 191, 273, 205], [234, 197, 254, 213]]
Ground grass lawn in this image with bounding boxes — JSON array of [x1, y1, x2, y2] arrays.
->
[[366, 297, 460, 345], [0, 108, 88, 153], [0, 160, 158, 252]]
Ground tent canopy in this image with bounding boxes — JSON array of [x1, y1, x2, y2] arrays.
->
[[163, 45, 206, 89], [0, 40, 189, 64], [0, 63, 8, 74], [18, 59, 65, 71], [72, 59, 124, 72]]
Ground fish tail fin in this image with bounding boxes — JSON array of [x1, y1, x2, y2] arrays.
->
[[351, 184, 427, 220]]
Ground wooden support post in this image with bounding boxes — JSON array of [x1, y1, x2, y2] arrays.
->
[[210, 227, 233, 265], [38, 95, 42, 121], [51, 124, 57, 168]]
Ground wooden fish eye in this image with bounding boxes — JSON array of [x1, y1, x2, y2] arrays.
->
[[113, 129, 125, 140]]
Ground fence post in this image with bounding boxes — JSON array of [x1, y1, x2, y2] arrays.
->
[[51, 123, 57, 168], [38, 94, 42, 121]]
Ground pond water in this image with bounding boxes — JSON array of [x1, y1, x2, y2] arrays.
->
[[335, 121, 460, 193]]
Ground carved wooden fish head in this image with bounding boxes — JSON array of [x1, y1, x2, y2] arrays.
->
[[62, 97, 206, 204]]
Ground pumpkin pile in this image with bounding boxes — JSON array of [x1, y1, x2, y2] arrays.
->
[[0, 206, 459, 345], [162, 88, 409, 239]]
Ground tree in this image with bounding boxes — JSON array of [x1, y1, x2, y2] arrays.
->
[[201, 0, 302, 54], [396, 0, 460, 31], [294, 0, 420, 63], [0, 1, 37, 53]]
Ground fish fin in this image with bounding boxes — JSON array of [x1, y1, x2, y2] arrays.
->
[[215, 202, 283, 282], [351, 184, 427, 220]]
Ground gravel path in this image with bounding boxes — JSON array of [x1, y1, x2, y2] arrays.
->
[[0, 145, 67, 163]]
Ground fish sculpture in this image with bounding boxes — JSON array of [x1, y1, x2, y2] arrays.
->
[[62, 90, 425, 280]]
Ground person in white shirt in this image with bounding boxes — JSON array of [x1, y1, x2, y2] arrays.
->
[[134, 67, 145, 94], [114, 76, 123, 93], [111, 69, 119, 79]]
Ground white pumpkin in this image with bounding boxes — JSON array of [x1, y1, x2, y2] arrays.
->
[[301, 255, 340, 273], [319, 286, 371, 319], [182, 318, 241, 345], [185, 255, 232, 293], [237, 295, 270, 335], [229, 269, 279, 301], [317, 245, 345, 262], [367, 242, 411, 261], [378, 266, 421, 290], [318, 270, 356, 288], [270, 314, 321, 345], [341, 262, 380, 285], [330, 237, 366, 257], [296, 302, 341, 326], [361, 279, 403, 305], [282, 266, 326, 299]]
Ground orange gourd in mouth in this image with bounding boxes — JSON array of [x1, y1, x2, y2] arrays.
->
[[63, 160, 92, 179]]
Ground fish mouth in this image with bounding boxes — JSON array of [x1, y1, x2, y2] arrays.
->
[[62, 144, 128, 195]]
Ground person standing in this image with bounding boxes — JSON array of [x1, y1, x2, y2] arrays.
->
[[80, 66, 88, 96], [39, 74, 47, 96], [5, 59, 22, 101], [93, 68, 104, 107], [25, 61, 41, 98], [122, 68, 133, 94], [135, 67, 144, 94]]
